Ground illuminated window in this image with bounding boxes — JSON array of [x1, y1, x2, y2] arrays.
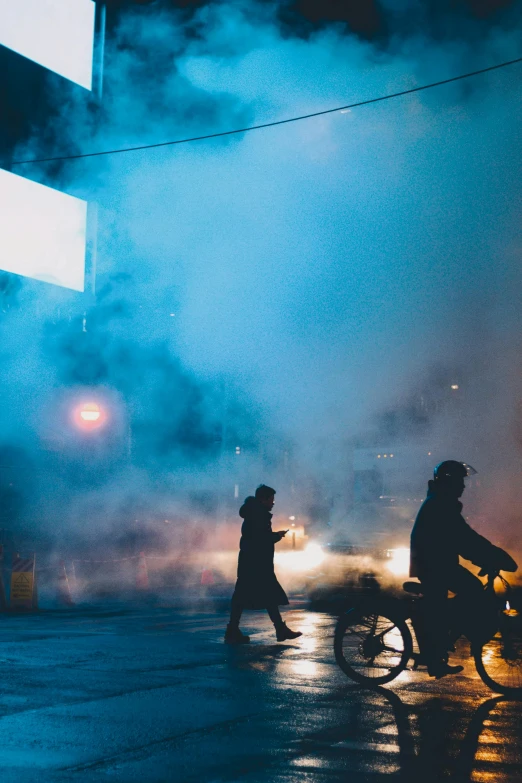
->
[[0, 169, 87, 291], [0, 0, 96, 89]]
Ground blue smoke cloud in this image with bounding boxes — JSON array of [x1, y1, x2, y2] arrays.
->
[[2, 0, 522, 547]]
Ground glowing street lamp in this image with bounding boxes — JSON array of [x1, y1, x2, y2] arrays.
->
[[74, 401, 106, 430], [80, 403, 101, 422]]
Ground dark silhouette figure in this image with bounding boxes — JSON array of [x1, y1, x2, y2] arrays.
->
[[225, 484, 302, 644], [410, 460, 517, 678]]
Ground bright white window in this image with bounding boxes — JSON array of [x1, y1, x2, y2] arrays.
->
[[0, 0, 95, 90], [0, 169, 87, 292]]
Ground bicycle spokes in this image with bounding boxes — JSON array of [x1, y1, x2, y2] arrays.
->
[[334, 609, 412, 685], [474, 618, 522, 694]]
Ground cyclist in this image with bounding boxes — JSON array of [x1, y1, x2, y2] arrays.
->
[[410, 460, 517, 678]]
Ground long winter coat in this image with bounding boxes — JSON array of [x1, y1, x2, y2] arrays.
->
[[410, 481, 515, 583], [231, 496, 289, 609]]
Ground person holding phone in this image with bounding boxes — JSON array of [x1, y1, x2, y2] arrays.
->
[[225, 484, 302, 644]]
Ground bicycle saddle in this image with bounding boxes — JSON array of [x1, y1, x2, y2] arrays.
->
[[403, 580, 423, 595]]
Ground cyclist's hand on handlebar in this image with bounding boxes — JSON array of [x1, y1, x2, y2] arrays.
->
[[493, 547, 518, 573], [478, 549, 518, 578]]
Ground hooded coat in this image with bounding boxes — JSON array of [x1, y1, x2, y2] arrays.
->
[[410, 480, 514, 583], [231, 496, 289, 609]]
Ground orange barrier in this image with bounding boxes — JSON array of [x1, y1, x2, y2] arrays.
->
[[136, 551, 149, 590], [69, 560, 77, 591], [11, 553, 220, 601]]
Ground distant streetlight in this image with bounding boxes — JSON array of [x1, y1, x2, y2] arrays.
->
[[74, 401, 106, 430], [80, 404, 100, 422]]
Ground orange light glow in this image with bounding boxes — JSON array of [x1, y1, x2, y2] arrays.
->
[[74, 402, 106, 430], [80, 405, 100, 422]]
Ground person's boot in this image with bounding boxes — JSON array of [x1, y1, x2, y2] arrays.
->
[[224, 624, 250, 644], [427, 660, 464, 679], [276, 623, 302, 642]]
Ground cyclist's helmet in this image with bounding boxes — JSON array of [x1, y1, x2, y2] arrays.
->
[[433, 460, 477, 481]]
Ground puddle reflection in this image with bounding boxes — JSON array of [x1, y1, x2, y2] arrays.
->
[[289, 659, 319, 677], [298, 688, 519, 780]]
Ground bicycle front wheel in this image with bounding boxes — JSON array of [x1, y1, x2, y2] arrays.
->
[[334, 605, 412, 686], [473, 616, 522, 695]]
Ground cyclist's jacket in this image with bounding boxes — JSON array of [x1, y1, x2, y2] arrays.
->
[[410, 481, 511, 582]]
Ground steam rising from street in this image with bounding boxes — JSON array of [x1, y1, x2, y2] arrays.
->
[[1, 0, 522, 571]]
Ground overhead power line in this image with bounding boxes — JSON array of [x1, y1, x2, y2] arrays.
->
[[10, 55, 522, 166]]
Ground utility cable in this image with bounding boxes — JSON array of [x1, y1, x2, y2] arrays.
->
[[10, 55, 522, 166]]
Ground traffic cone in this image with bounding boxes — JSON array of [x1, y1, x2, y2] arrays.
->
[[69, 560, 77, 591], [57, 560, 74, 606], [136, 552, 149, 590], [200, 568, 214, 586]]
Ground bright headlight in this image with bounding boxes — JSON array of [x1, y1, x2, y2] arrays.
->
[[386, 547, 410, 576], [274, 542, 325, 572]]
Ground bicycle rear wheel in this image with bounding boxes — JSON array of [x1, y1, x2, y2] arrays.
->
[[473, 614, 522, 695], [334, 605, 412, 686]]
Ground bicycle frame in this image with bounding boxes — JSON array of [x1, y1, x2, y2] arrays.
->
[[405, 572, 510, 663], [334, 571, 522, 692]]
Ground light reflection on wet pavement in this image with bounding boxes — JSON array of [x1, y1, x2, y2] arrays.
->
[[0, 605, 521, 781]]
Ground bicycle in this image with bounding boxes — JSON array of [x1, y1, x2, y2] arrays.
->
[[334, 571, 522, 695]]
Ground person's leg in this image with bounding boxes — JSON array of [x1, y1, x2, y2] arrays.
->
[[447, 564, 484, 599], [225, 592, 250, 643], [420, 579, 450, 665], [419, 577, 463, 677], [267, 605, 302, 641], [229, 594, 243, 628], [267, 605, 284, 628], [447, 565, 489, 643]]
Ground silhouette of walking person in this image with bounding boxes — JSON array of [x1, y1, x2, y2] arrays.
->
[[225, 484, 302, 644]]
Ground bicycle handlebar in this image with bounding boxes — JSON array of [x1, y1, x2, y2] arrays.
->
[[477, 570, 513, 595]]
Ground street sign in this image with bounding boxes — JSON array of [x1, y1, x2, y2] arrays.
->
[[10, 555, 36, 610]]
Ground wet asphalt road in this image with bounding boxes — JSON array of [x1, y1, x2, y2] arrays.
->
[[1, 604, 521, 782]]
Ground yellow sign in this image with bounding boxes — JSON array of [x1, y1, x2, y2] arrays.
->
[[10, 561, 35, 609]]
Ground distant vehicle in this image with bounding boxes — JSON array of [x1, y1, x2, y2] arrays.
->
[[305, 541, 410, 609]]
